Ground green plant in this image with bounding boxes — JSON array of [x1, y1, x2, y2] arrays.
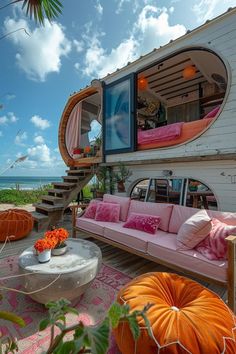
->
[[39, 298, 152, 354], [96, 166, 109, 192], [0, 1, 63, 26], [114, 162, 132, 183], [0, 295, 25, 354]]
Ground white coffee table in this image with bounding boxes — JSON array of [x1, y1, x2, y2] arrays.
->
[[18, 239, 102, 304]]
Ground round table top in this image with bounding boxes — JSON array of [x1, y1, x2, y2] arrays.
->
[[18, 239, 102, 275]]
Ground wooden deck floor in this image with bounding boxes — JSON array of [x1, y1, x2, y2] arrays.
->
[[0, 213, 227, 303]]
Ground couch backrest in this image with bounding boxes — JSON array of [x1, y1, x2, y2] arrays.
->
[[169, 204, 236, 234], [128, 200, 173, 232], [103, 194, 131, 221]]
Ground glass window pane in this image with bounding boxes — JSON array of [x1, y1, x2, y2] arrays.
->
[[130, 179, 149, 200], [105, 79, 131, 151], [186, 179, 217, 210]]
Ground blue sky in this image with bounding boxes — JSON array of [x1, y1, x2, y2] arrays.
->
[[0, 0, 235, 176]]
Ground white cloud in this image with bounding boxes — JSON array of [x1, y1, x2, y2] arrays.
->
[[0, 112, 19, 125], [34, 135, 45, 144], [192, 0, 236, 23], [95, 0, 103, 15], [80, 5, 186, 78], [31, 115, 51, 130], [4, 18, 71, 81], [15, 131, 27, 146], [169, 6, 174, 13], [27, 143, 51, 163], [73, 39, 84, 53]]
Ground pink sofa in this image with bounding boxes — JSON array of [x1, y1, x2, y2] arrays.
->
[[73, 195, 236, 310]]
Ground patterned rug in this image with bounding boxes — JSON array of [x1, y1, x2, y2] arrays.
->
[[0, 256, 132, 353]]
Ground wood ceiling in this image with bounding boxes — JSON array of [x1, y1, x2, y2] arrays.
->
[[139, 52, 211, 103]]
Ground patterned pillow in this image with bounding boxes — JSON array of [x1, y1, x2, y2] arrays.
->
[[195, 218, 236, 260], [95, 202, 120, 223], [123, 212, 161, 234], [83, 200, 100, 219]]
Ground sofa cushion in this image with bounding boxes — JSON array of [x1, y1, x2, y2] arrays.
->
[[177, 210, 212, 250], [104, 222, 154, 252], [128, 200, 173, 232], [83, 199, 100, 219], [147, 231, 227, 283], [95, 202, 120, 223], [103, 194, 130, 221], [169, 205, 236, 234], [195, 218, 236, 260], [76, 216, 105, 236], [123, 213, 161, 234]]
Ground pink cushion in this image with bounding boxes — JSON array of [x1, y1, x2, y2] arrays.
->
[[128, 200, 173, 232], [123, 213, 161, 234], [177, 210, 212, 250], [169, 205, 236, 234], [203, 105, 220, 119], [83, 199, 100, 219], [95, 202, 120, 223], [76, 216, 104, 236], [103, 194, 130, 221], [147, 230, 227, 283], [195, 219, 236, 260]]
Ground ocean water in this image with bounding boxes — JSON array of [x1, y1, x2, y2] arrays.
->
[[0, 176, 61, 190]]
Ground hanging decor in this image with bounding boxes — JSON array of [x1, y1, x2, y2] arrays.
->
[[138, 77, 148, 90], [182, 65, 196, 79]]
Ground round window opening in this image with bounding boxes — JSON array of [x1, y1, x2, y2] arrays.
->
[[137, 49, 228, 150]]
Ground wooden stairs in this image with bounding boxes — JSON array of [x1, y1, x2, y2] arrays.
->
[[31, 165, 96, 231]]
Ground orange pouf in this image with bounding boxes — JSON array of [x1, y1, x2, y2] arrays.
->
[[114, 272, 236, 354], [0, 209, 33, 242]]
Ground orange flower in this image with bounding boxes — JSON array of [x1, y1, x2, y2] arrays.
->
[[84, 146, 91, 154], [34, 238, 56, 253], [44, 227, 69, 247]]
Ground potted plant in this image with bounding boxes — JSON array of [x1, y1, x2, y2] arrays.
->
[[34, 238, 56, 263], [73, 147, 84, 159], [94, 135, 102, 156], [114, 162, 132, 193], [96, 166, 109, 198], [45, 227, 69, 256]]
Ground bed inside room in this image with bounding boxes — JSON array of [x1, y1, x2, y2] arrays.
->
[[137, 49, 227, 150]]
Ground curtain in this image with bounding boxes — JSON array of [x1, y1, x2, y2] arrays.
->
[[65, 101, 82, 157]]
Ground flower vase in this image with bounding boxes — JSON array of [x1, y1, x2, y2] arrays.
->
[[51, 243, 67, 256], [37, 249, 51, 263], [117, 181, 125, 193]]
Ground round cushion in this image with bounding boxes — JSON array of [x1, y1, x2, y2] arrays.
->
[[113, 272, 236, 354], [0, 209, 34, 242]]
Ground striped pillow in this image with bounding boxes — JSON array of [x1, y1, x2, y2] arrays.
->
[[195, 218, 236, 260]]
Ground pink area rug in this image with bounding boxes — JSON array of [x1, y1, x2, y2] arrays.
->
[[0, 256, 131, 353]]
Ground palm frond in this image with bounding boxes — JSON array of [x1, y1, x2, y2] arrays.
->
[[22, 0, 63, 25]]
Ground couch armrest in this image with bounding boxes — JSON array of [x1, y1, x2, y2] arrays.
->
[[226, 235, 236, 312], [71, 204, 88, 238]]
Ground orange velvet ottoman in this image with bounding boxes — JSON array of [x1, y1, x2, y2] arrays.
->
[[0, 209, 34, 242], [113, 272, 236, 354]]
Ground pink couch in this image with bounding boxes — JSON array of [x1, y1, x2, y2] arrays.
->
[[73, 195, 236, 309]]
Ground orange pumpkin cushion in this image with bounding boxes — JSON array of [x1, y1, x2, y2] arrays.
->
[[0, 209, 33, 242], [113, 272, 236, 354]]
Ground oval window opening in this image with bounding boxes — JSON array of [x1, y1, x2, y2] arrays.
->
[[137, 49, 227, 150]]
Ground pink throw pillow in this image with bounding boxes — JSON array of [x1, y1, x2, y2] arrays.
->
[[177, 210, 212, 250], [95, 202, 120, 223], [123, 213, 161, 234], [83, 200, 100, 219], [195, 218, 236, 260], [203, 105, 220, 119]]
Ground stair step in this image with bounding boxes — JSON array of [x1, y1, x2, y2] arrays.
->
[[66, 169, 92, 174], [66, 171, 90, 176], [47, 188, 70, 196], [31, 211, 49, 221], [35, 203, 64, 213], [41, 195, 63, 205], [52, 182, 76, 189], [63, 175, 80, 181]]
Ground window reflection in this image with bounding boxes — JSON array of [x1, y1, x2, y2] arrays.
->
[[105, 79, 131, 152]]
